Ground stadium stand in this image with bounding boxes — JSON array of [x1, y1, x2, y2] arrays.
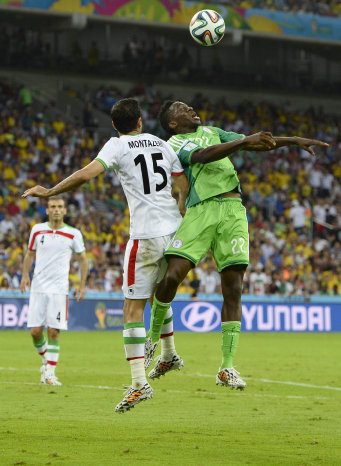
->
[[0, 78, 340, 297], [2, 25, 340, 98], [202, 0, 341, 16]]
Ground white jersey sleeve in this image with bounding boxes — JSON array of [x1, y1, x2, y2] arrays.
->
[[72, 229, 86, 254], [162, 141, 184, 175], [95, 137, 122, 171], [95, 133, 184, 239]]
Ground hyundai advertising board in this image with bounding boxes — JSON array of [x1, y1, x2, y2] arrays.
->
[[0, 298, 340, 332]]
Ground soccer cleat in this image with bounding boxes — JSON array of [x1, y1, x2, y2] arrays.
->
[[216, 368, 247, 390], [148, 354, 184, 379], [115, 383, 153, 413], [144, 337, 160, 369], [44, 372, 62, 386]]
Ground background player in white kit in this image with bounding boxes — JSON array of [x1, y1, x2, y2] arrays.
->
[[20, 197, 88, 386], [22, 98, 188, 412]]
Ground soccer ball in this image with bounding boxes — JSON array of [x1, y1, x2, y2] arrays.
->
[[189, 10, 225, 46]]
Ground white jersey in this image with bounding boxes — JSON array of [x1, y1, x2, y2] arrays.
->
[[96, 133, 184, 239], [28, 222, 85, 294]]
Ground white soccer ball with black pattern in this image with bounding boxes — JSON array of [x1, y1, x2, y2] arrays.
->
[[189, 9, 225, 46]]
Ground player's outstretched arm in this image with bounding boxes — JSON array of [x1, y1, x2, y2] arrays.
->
[[172, 174, 188, 217], [22, 160, 105, 198], [191, 132, 276, 164], [75, 252, 88, 302], [273, 136, 329, 155], [20, 250, 35, 292]]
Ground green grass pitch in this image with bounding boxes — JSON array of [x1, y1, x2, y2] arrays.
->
[[1, 331, 341, 465]]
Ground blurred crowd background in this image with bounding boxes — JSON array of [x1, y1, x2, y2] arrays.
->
[[1, 25, 340, 97], [207, 0, 341, 16], [0, 79, 340, 297]]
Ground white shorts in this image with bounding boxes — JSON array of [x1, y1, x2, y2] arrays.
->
[[27, 292, 69, 330], [122, 234, 174, 299]]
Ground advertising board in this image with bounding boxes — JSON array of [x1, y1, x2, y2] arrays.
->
[[1, 298, 339, 332]]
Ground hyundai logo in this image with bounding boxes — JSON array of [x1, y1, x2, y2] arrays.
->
[[181, 302, 221, 332]]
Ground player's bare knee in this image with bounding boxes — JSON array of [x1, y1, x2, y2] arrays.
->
[[163, 271, 182, 293], [47, 327, 60, 340], [165, 258, 192, 290], [123, 299, 145, 324], [30, 327, 43, 340]]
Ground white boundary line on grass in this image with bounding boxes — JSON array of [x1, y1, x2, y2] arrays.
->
[[0, 366, 340, 393], [0, 380, 323, 400], [186, 372, 341, 392]]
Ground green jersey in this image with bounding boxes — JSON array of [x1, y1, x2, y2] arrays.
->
[[168, 126, 244, 208]]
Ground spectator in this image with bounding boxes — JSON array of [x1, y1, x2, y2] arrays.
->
[[83, 102, 98, 137], [18, 85, 32, 107], [0, 79, 339, 297], [88, 41, 99, 70], [0, 214, 15, 237], [313, 198, 327, 229], [289, 199, 306, 233], [249, 264, 269, 295], [0, 277, 10, 290], [261, 237, 275, 262], [5, 264, 21, 289], [200, 264, 221, 294]]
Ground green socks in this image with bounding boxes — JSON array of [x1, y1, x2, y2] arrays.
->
[[221, 321, 241, 369], [32, 335, 47, 360], [148, 297, 172, 343]]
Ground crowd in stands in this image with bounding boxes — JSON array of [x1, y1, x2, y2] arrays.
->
[[1, 23, 340, 98], [0, 80, 340, 298], [213, 0, 341, 16]]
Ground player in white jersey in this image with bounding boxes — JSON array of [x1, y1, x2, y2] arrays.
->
[[22, 98, 188, 412], [20, 197, 88, 386]]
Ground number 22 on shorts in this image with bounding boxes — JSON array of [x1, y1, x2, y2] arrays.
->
[[231, 237, 248, 255]]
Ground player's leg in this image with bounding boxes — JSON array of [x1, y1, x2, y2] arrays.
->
[[115, 297, 154, 413], [30, 326, 47, 383], [217, 266, 247, 389], [44, 294, 68, 386], [213, 198, 249, 389], [30, 326, 47, 361], [145, 283, 173, 368], [146, 286, 184, 379], [123, 298, 148, 390], [27, 292, 48, 383], [148, 256, 192, 344], [116, 238, 163, 412], [45, 326, 61, 385], [159, 304, 176, 359], [144, 236, 182, 368], [148, 203, 214, 345]]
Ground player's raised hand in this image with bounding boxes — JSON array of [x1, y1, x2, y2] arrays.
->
[[295, 137, 329, 156], [244, 132, 276, 151], [22, 185, 50, 198], [20, 275, 31, 293], [75, 285, 86, 302]]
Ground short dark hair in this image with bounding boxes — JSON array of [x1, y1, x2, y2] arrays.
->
[[158, 100, 176, 135], [47, 196, 65, 206], [110, 98, 141, 134]]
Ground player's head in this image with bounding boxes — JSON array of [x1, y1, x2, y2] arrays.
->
[[111, 98, 142, 134], [46, 197, 66, 222], [159, 100, 201, 135]]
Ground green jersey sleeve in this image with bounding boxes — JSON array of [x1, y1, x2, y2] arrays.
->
[[174, 140, 202, 167], [214, 127, 245, 143]]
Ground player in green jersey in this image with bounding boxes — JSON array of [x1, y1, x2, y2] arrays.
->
[[145, 100, 328, 389]]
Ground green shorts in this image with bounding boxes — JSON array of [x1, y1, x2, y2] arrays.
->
[[165, 197, 249, 272]]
